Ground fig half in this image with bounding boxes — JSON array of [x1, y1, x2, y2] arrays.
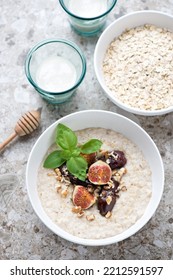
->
[[72, 185, 96, 210], [80, 152, 96, 165], [88, 160, 112, 185]]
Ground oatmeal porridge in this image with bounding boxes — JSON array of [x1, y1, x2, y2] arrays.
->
[[37, 127, 152, 239], [103, 24, 173, 111]]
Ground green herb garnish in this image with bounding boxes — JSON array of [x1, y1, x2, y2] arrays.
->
[[43, 123, 102, 181]]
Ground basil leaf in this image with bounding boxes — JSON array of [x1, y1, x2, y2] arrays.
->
[[60, 150, 72, 160], [80, 139, 102, 154], [43, 150, 65, 169], [71, 147, 81, 157], [66, 156, 88, 181], [56, 123, 77, 150]]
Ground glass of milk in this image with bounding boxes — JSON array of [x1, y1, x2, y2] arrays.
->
[[25, 39, 86, 104], [59, 0, 117, 36]]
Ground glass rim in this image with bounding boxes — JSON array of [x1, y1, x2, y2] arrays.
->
[[25, 38, 87, 96], [59, 0, 117, 21]]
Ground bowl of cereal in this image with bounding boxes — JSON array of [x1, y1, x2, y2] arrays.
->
[[26, 110, 164, 246], [94, 10, 173, 116]]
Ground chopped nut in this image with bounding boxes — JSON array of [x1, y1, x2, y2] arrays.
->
[[54, 168, 60, 173], [54, 168, 62, 181], [77, 211, 85, 218], [86, 214, 95, 221], [94, 187, 101, 198], [105, 211, 112, 219], [47, 172, 55, 177], [72, 206, 82, 214], [98, 150, 109, 159], [112, 167, 127, 182], [56, 185, 62, 193], [87, 186, 95, 193], [72, 206, 84, 217], [121, 185, 127, 192], [61, 188, 68, 198], [61, 177, 70, 185], [103, 184, 112, 190], [106, 195, 112, 205]]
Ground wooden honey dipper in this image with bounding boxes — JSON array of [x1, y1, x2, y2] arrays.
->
[[0, 108, 41, 151]]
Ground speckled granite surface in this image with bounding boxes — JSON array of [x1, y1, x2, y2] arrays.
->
[[0, 0, 173, 260]]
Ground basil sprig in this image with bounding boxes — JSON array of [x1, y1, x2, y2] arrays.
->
[[43, 123, 102, 181]]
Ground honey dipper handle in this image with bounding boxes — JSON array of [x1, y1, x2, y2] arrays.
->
[[0, 131, 17, 151]]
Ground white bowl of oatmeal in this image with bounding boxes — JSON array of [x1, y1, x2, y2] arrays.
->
[[94, 10, 173, 116], [26, 110, 164, 246]]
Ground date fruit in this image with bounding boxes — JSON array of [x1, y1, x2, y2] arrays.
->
[[98, 180, 119, 216], [107, 150, 127, 169]]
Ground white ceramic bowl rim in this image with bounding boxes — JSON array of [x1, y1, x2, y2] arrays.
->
[[26, 110, 164, 246], [94, 10, 173, 116]]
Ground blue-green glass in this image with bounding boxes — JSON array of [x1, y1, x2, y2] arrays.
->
[[59, 0, 117, 36]]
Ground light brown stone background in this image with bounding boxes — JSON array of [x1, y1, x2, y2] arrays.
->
[[0, 0, 173, 259]]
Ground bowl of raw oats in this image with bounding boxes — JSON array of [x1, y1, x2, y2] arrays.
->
[[26, 110, 164, 246], [94, 10, 173, 116]]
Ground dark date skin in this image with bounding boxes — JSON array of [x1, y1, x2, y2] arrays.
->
[[108, 150, 127, 169], [97, 179, 119, 216], [99, 150, 127, 170]]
